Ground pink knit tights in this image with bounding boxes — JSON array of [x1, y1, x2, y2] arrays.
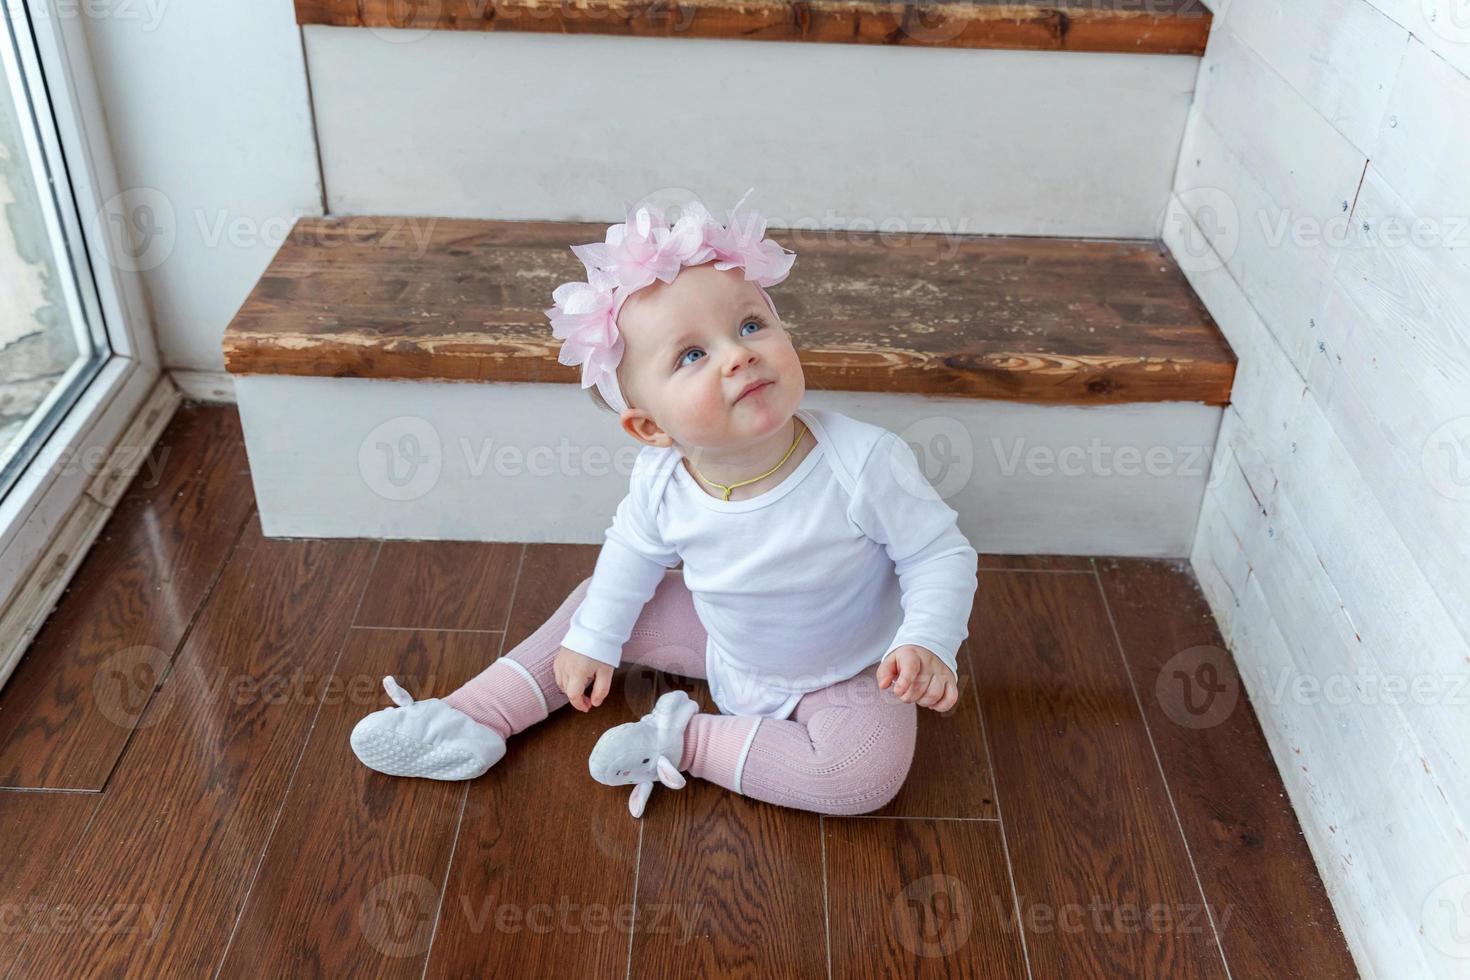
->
[[443, 569, 917, 815]]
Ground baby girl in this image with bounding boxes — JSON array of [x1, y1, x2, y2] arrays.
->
[[350, 190, 979, 818]]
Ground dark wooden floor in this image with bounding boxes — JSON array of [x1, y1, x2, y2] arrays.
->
[[0, 405, 1358, 979]]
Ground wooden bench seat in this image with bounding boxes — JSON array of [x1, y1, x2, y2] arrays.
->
[[223, 216, 1234, 407], [296, 0, 1212, 56]]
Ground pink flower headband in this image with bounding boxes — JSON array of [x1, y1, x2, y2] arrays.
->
[[544, 188, 796, 413]]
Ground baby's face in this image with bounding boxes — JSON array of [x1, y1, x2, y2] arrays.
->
[[615, 262, 805, 451]]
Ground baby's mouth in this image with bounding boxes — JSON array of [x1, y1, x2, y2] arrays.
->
[[734, 379, 774, 404]]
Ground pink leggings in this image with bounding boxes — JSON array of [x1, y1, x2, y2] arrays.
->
[[444, 569, 917, 815]]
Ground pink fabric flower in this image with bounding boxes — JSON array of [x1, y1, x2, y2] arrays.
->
[[544, 188, 796, 414]]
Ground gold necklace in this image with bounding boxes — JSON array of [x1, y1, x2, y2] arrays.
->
[[687, 418, 806, 501]]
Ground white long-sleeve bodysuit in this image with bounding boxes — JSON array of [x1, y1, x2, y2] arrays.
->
[[559, 407, 980, 720]]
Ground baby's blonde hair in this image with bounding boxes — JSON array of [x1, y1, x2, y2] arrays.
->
[[587, 360, 630, 415], [587, 384, 617, 414]]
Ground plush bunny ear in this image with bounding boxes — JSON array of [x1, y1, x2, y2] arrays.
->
[[655, 755, 686, 789], [629, 781, 653, 818]]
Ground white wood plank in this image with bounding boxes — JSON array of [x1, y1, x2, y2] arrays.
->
[[1303, 188, 1470, 647], [1188, 503, 1248, 644], [1230, 573, 1418, 980], [1212, 413, 1468, 979], [1278, 391, 1470, 822], [1174, 114, 1340, 377], [1161, 192, 1309, 465], [1364, 0, 1470, 79], [303, 26, 1199, 238], [1192, 29, 1368, 221], [1331, 168, 1470, 360], [1223, 0, 1408, 153], [1372, 38, 1470, 271]]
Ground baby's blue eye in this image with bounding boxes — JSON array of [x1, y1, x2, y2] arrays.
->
[[674, 319, 764, 369]]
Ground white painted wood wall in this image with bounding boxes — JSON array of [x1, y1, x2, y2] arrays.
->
[[1169, 2, 1470, 976]]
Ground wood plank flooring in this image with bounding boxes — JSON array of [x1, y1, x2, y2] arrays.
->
[[0, 405, 1357, 978]]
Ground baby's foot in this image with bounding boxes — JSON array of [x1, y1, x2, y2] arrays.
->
[[350, 676, 507, 780], [589, 689, 700, 817]]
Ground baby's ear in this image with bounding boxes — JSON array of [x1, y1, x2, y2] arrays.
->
[[620, 409, 670, 448]]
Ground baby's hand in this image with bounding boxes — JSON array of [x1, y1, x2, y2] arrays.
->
[[554, 646, 614, 712], [876, 644, 959, 712]]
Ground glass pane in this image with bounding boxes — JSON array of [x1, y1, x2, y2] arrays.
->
[[0, 5, 109, 501]]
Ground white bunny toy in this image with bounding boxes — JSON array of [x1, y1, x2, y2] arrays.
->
[[588, 689, 701, 818]]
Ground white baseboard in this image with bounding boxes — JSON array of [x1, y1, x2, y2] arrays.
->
[[235, 375, 1222, 557]]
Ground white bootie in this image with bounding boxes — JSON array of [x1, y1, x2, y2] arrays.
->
[[350, 676, 507, 780], [589, 689, 701, 818]]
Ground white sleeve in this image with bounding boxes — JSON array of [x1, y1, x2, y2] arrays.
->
[[559, 473, 680, 669], [847, 430, 979, 681]]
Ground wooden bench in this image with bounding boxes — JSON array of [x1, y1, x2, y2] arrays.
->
[[223, 215, 1234, 556], [296, 0, 1212, 56], [224, 216, 1232, 405]]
